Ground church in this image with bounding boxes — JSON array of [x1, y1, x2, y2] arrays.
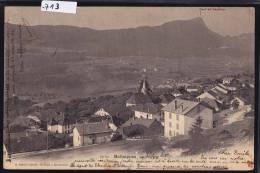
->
[[126, 76, 153, 107]]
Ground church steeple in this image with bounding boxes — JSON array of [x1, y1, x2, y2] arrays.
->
[[141, 77, 148, 95], [138, 75, 152, 95]]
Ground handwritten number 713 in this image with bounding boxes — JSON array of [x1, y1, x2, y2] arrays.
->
[[43, 3, 60, 10]]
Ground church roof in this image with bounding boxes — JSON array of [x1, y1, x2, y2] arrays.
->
[[126, 93, 153, 105]]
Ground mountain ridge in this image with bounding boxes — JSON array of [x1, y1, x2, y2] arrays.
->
[[5, 17, 254, 102]]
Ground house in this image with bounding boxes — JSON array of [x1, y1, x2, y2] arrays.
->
[[119, 118, 163, 138], [26, 115, 41, 129], [186, 85, 200, 93], [177, 82, 191, 88], [73, 121, 112, 147], [159, 93, 175, 106], [126, 93, 153, 107], [95, 108, 111, 117], [220, 79, 241, 91], [230, 97, 246, 110], [88, 115, 117, 131], [172, 90, 183, 97], [132, 103, 162, 121], [94, 105, 133, 128], [222, 77, 234, 84], [162, 98, 213, 139], [196, 91, 216, 100], [47, 118, 63, 133], [47, 113, 76, 134], [197, 87, 232, 108], [200, 97, 220, 112], [214, 84, 229, 94], [156, 84, 173, 89]]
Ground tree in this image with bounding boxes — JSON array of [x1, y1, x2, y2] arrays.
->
[[187, 116, 204, 154]]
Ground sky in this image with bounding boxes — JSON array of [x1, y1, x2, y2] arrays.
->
[[5, 7, 255, 36]]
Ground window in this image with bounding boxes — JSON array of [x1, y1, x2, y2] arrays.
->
[[176, 132, 179, 136], [169, 113, 172, 119], [169, 130, 172, 136], [176, 114, 179, 121], [169, 122, 172, 127], [176, 123, 179, 129]]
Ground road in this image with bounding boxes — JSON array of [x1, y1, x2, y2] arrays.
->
[[10, 139, 150, 162]]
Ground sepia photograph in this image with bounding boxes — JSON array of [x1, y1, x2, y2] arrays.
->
[[3, 6, 255, 170]]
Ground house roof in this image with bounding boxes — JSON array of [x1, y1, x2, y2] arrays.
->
[[126, 93, 153, 105], [172, 89, 182, 95], [96, 103, 128, 117], [222, 77, 234, 81], [75, 121, 112, 136], [162, 98, 200, 115], [186, 85, 200, 90], [200, 97, 219, 110], [216, 84, 228, 90], [132, 103, 162, 114], [121, 118, 156, 128], [208, 90, 221, 99], [26, 115, 41, 123], [232, 96, 248, 104], [208, 89, 233, 103]]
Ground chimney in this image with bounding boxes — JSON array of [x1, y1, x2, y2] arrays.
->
[[181, 105, 184, 111], [175, 100, 177, 110]]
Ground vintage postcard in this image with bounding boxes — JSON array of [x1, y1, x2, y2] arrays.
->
[[3, 6, 255, 170]]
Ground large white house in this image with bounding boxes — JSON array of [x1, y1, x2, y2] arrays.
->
[[162, 98, 213, 139]]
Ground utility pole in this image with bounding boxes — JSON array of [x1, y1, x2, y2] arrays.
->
[[82, 123, 84, 146], [47, 117, 49, 151]]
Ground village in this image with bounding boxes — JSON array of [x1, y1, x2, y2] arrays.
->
[[4, 73, 255, 158]]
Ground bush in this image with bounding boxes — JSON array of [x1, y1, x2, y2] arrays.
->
[[123, 125, 144, 137], [143, 138, 163, 155], [111, 133, 123, 142]]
